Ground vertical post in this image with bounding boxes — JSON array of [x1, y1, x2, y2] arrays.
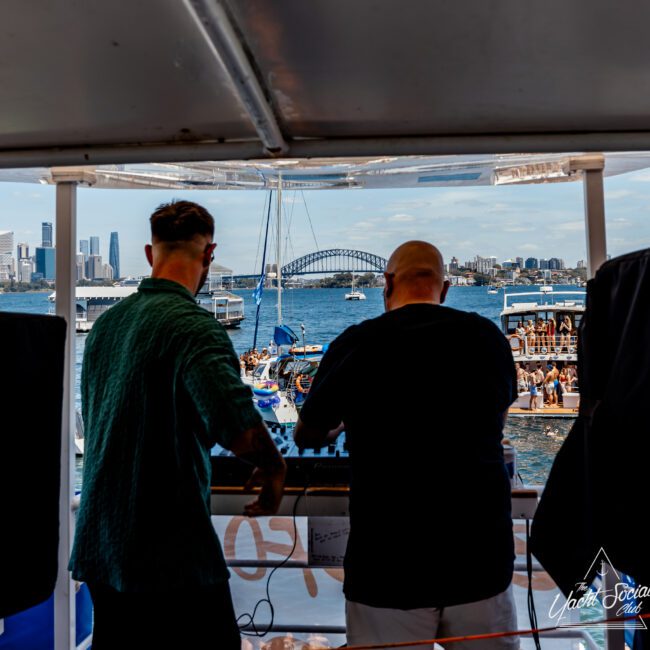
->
[[276, 172, 283, 325], [571, 155, 607, 279], [54, 180, 78, 650]]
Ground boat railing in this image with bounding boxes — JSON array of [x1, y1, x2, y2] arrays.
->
[[502, 289, 586, 311], [508, 334, 578, 357]]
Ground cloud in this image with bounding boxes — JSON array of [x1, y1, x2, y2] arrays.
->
[[606, 189, 634, 200], [556, 221, 585, 232], [387, 214, 416, 222], [502, 225, 535, 233]]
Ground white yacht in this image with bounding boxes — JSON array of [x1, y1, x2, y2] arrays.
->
[[344, 274, 366, 300], [501, 287, 585, 416]]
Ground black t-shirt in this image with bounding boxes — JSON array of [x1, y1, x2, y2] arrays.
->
[[299, 303, 517, 609]]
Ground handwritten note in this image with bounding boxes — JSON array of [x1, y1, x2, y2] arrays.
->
[[308, 517, 350, 567]]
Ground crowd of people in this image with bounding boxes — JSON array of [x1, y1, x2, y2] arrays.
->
[[511, 315, 576, 353], [239, 346, 272, 373], [515, 361, 578, 410]]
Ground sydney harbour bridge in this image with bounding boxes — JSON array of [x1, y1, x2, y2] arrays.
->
[[231, 248, 387, 282]]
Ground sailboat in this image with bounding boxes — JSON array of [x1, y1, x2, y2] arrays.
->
[[245, 177, 324, 431], [345, 273, 367, 300]]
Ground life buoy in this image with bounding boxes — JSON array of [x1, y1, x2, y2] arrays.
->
[[253, 381, 279, 397]]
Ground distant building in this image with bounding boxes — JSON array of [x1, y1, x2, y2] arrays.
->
[[525, 257, 538, 269], [539, 258, 550, 270], [18, 259, 34, 283], [576, 260, 586, 269], [17, 242, 29, 260], [515, 256, 524, 269], [42, 222, 53, 248], [449, 275, 471, 286], [86, 255, 103, 280], [449, 256, 459, 273], [548, 257, 565, 270], [0, 230, 15, 281], [35, 246, 56, 280], [475, 255, 496, 274], [80, 239, 89, 256], [76, 254, 86, 281], [89, 236, 100, 256], [102, 263, 114, 281], [109, 232, 120, 279]]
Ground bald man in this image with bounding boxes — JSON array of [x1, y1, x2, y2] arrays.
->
[[70, 200, 286, 649], [295, 241, 519, 649]]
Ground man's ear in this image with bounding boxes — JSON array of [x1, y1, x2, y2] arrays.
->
[[145, 244, 153, 267], [439, 279, 451, 304], [383, 272, 394, 298]]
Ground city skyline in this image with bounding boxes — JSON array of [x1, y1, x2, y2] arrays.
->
[[1, 165, 650, 277]]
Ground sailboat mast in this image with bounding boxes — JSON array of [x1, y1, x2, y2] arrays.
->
[[276, 172, 283, 325]]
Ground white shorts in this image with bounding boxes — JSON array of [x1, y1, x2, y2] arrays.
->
[[346, 584, 520, 650]]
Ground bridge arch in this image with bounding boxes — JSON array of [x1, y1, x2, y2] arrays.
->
[[282, 249, 387, 276]]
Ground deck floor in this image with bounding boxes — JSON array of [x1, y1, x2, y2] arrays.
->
[[509, 406, 578, 417]]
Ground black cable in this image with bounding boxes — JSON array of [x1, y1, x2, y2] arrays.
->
[[237, 487, 307, 638], [526, 518, 542, 650]]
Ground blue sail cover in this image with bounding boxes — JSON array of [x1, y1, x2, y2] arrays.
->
[[274, 325, 298, 347]]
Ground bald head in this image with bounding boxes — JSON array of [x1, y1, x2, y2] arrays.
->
[[384, 241, 449, 311]]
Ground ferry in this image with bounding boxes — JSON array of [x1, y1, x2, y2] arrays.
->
[[195, 288, 245, 328], [501, 287, 584, 417], [49, 283, 244, 332]]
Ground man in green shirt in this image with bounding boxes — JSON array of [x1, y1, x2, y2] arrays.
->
[[69, 200, 286, 649]]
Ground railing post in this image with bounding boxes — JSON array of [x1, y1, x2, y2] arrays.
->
[[53, 179, 77, 650], [51, 167, 96, 650]]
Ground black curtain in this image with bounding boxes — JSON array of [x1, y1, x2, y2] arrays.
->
[[531, 249, 650, 647], [0, 312, 66, 617]]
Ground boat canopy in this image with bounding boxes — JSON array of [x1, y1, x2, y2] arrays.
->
[[4, 1, 650, 170], [1, 153, 650, 191]]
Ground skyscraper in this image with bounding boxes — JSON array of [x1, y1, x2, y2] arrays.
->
[[90, 236, 100, 256], [35, 247, 56, 280], [0, 231, 14, 281], [109, 232, 120, 279], [17, 242, 29, 260], [80, 239, 89, 256], [42, 222, 53, 247]]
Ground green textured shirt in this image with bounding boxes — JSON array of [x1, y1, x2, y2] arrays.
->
[[69, 278, 261, 592]]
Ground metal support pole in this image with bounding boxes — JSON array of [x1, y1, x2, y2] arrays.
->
[[571, 155, 607, 279], [276, 173, 283, 325], [54, 180, 78, 650], [182, 0, 287, 154], [584, 169, 608, 278]]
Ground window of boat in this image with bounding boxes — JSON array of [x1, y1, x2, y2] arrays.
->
[[283, 360, 312, 374], [253, 363, 266, 378]]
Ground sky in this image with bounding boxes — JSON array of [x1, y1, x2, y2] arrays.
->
[[3, 166, 650, 277]]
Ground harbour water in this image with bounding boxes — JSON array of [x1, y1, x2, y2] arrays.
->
[[0, 285, 572, 486]]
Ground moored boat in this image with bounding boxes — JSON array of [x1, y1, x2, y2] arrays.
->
[[501, 287, 584, 417]]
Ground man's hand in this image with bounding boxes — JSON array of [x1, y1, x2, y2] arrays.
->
[[243, 465, 287, 516], [294, 417, 342, 450], [228, 422, 287, 516]]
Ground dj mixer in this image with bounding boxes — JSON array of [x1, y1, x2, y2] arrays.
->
[[210, 425, 351, 487]]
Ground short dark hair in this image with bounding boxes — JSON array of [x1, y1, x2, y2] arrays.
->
[[150, 200, 214, 242]]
